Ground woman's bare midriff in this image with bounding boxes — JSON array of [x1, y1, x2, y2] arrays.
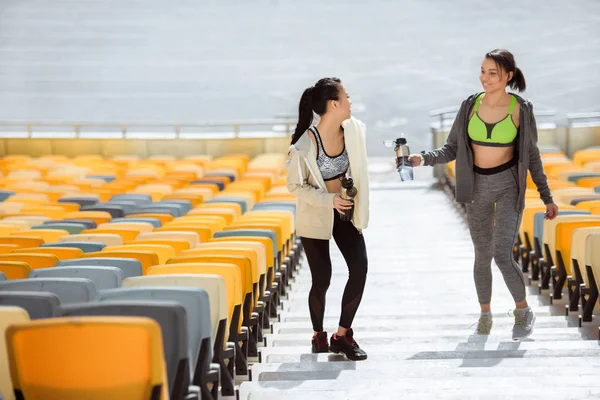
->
[[325, 179, 343, 194], [472, 144, 514, 168]]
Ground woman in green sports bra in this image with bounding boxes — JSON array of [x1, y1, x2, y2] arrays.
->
[[408, 49, 559, 341]]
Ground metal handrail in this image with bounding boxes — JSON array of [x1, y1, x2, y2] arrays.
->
[[566, 112, 600, 124], [0, 118, 296, 139]]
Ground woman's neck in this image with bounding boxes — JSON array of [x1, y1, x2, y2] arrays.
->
[[482, 90, 510, 108], [316, 115, 344, 138]]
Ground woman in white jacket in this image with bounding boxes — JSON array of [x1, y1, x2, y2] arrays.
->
[[286, 77, 369, 361]]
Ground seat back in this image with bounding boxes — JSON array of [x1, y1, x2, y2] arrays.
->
[[0, 292, 60, 319], [6, 316, 168, 400], [0, 278, 97, 304], [126, 213, 174, 225], [41, 241, 106, 253], [571, 228, 600, 286], [104, 245, 174, 265], [30, 266, 123, 290], [110, 217, 162, 228], [57, 257, 143, 279], [60, 301, 188, 399], [60, 233, 123, 246], [542, 214, 599, 261], [123, 274, 227, 347], [33, 223, 86, 235], [128, 239, 190, 255], [136, 231, 200, 248], [0, 262, 31, 280], [0, 237, 44, 248], [10, 247, 84, 261], [83, 251, 159, 274], [520, 205, 546, 246], [98, 222, 154, 234], [0, 306, 29, 400], [81, 228, 139, 242], [96, 287, 211, 377], [585, 233, 600, 291], [555, 220, 600, 274], [534, 210, 590, 248], [167, 254, 251, 310], [12, 229, 69, 243], [147, 263, 242, 332], [153, 226, 211, 242], [0, 254, 58, 270]]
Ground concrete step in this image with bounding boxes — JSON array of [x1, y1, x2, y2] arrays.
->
[[250, 363, 600, 382], [264, 328, 593, 346], [249, 356, 600, 377], [239, 377, 600, 400], [270, 317, 580, 333], [278, 309, 558, 321]]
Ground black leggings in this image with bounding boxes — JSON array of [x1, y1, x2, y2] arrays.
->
[[300, 210, 368, 332]]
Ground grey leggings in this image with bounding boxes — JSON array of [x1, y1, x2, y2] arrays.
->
[[466, 165, 526, 305]]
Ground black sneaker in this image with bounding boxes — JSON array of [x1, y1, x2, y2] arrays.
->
[[329, 328, 367, 361], [311, 331, 329, 353]]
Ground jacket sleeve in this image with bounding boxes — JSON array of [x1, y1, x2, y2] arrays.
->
[[286, 147, 337, 208], [422, 100, 465, 166], [526, 105, 554, 205]]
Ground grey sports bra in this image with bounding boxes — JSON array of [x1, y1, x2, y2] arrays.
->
[[309, 126, 349, 181]]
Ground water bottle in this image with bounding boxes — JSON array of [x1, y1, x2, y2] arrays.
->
[[340, 176, 357, 222], [395, 137, 414, 181]]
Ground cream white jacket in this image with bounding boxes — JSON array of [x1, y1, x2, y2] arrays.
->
[[286, 116, 370, 240]]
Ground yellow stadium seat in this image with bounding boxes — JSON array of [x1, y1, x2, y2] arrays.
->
[[135, 232, 200, 248], [0, 254, 58, 269], [81, 228, 139, 242], [193, 202, 242, 218], [0, 262, 31, 280], [104, 244, 174, 265], [167, 253, 254, 320], [1, 306, 30, 400], [6, 316, 169, 400], [59, 233, 123, 247], [0, 236, 45, 248], [126, 213, 174, 225], [146, 263, 243, 334], [83, 250, 159, 274], [127, 239, 190, 255], [154, 226, 212, 242], [186, 207, 236, 224], [66, 211, 112, 225], [97, 222, 155, 234], [10, 247, 84, 261], [11, 229, 69, 243], [553, 219, 600, 300]]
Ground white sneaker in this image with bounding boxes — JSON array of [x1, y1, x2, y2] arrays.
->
[[512, 307, 535, 340]]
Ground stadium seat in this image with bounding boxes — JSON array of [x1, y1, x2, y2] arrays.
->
[[5, 316, 169, 399]]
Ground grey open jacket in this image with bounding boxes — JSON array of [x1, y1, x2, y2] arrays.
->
[[422, 92, 553, 211]]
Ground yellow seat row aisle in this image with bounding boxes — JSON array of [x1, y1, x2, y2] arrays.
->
[[512, 148, 600, 329], [0, 153, 301, 400]]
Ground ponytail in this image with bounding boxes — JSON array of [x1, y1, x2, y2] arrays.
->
[[290, 77, 342, 145], [291, 87, 314, 145], [509, 67, 527, 92], [485, 49, 527, 92]]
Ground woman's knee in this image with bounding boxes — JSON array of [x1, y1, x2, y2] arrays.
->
[[349, 258, 368, 283]]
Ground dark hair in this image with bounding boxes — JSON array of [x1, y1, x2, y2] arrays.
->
[[485, 49, 526, 92], [290, 77, 342, 144]]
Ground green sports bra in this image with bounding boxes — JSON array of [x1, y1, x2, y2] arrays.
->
[[468, 94, 518, 147]]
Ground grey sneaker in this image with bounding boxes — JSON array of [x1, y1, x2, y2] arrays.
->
[[512, 308, 535, 340], [476, 313, 493, 335]]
